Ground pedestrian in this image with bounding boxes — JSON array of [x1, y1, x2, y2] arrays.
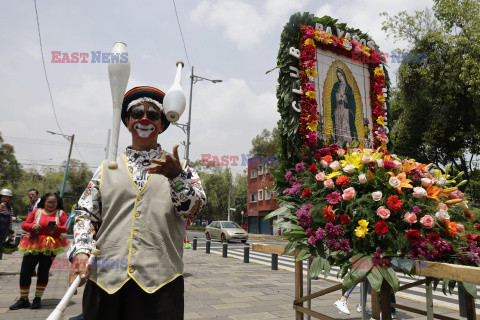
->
[[0, 188, 14, 259], [27, 188, 41, 213], [9, 192, 69, 310], [67, 86, 206, 320]]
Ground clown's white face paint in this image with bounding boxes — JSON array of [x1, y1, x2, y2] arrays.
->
[[134, 123, 156, 138]]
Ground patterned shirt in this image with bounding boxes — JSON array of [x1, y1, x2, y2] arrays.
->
[[67, 146, 206, 260]]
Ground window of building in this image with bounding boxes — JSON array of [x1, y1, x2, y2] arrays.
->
[[265, 189, 271, 200], [258, 165, 264, 175], [250, 169, 257, 179], [258, 189, 263, 201], [250, 193, 257, 203]]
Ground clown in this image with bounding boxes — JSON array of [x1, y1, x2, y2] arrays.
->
[[67, 86, 206, 320]]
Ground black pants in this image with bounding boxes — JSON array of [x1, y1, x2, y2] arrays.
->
[[20, 253, 54, 287], [83, 277, 184, 320]]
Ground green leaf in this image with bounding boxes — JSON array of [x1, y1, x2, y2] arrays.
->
[[323, 259, 332, 278], [309, 256, 325, 279], [295, 249, 311, 261], [442, 279, 450, 295], [264, 206, 291, 220], [460, 282, 477, 298], [277, 221, 304, 231], [379, 267, 400, 292], [283, 241, 297, 255], [367, 268, 384, 292], [285, 230, 308, 238]]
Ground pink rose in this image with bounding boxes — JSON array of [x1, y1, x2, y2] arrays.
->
[[435, 210, 450, 221], [358, 174, 367, 184], [436, 203, 448, 211], [372, 191, 382, 201], [342, 187, 356, 201], [457, 223, 465, 233], [412, 187, 427, 198], [320, 160, 328, 168], [421, 178, 432, 187], [389, 177, 401, 188], [404, 212, 417, 224], [324, 179, 334, 189], [449, 190, 465, 200], [343, 164, 355, 174], [337, 149, 346, 156], [420, 215, 434, 229], [330, 161, 341, 171], [315, 172, 326, 181], [376, 206, 391, 220]]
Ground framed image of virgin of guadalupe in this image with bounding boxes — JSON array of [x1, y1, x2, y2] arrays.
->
[[322, 61, 366, 147]]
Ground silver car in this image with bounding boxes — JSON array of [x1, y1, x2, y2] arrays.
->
[[205, 221, 248, 243]]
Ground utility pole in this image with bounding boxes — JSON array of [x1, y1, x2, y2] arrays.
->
[[227, 172, 231, 221]]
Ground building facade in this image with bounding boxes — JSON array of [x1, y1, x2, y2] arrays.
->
[[246, 157, 279, 234]]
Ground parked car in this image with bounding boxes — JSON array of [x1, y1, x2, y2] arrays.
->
[[205, 221, 248, 243]]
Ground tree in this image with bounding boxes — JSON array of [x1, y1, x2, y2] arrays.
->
[[249, 127, 280, 156], [382, 0, 480, 184], [0, 132, 22, 189]]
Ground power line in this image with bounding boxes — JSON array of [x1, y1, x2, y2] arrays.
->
[[3, 136, 104, 148], [33, 0, 65, 136], [171, 0, 192, 68]]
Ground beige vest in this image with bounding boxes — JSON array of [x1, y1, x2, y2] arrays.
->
[[90, 154, 185, 294]]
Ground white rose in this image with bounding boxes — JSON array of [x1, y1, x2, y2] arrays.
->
[[376, 159, 384, 168], [393, 160, 402, 168], [320, 160, 328, 168], [372, 191, 382, 201], [343, 164, 355, 174], [337, 149, 346, 156], [421, 178, 432, 187], [330, 161, 341, 171], [389, 177, 401, 188], [436, 177, 447, 186], [358, 174, 367, 184], [412, 187, 427, 198], [435, 210, 450, 221], [361, 154, 372, 164]]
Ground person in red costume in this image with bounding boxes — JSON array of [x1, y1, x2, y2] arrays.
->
[[10, 192, 69, 310]]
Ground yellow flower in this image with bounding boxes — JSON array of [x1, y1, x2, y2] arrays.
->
[[376, 116, 385, 126], [305, 91, 316, 99], [374, 67, 384, 76], [304, 38, 315, 46], [381, 141, 387, 150], [362, 46, 371, 57], [314, 30, 323, 42], [306, 121, 317, 131], [305, 69, 318, 77], [340, 152, 363, 170], [355, 220, 369, 238], [326, 171, 341, 179], [377, 94, 385, 102]]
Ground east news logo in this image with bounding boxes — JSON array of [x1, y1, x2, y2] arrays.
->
[[51, 51, 128, 63]]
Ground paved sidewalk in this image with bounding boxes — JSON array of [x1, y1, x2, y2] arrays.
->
[[0, 247, 463, 319]]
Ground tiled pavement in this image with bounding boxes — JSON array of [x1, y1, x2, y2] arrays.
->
[[0, 245, 466, 320]]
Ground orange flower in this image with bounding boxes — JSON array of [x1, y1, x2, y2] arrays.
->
[[387, 172, 413, 194], [323, 205, 337, 222], [322, 155, 333, 164], [402, 159, 427, 174], [387, 195, 403, 212], [426, 184, 443, 202], [443, 219, 458, 237], [336, 175, 351, 187]]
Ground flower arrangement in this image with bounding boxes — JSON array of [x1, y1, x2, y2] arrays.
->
[[270, 144, 479, 295]]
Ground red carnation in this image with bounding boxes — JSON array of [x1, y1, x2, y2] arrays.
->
[[374, 221, 389, 235], [336, 175, 351, 187], [315, 153, 322, 161], [387, 195, 403, 212], [475, 224, 480, 231], [323, 205, 337, 222], [301, 188, 312, 198], [427, 233, 440, 244], [307, 163, 318, 174], [406, 229, 422, 244], [340, 215, 351, 224]]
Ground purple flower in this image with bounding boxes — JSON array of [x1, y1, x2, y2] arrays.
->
[[412, 206, 422, 214], [295, 162, 305, 172], [338, 238, 351, 252], [334, 224, 344, 237], [327, 239, 339, 250], [325, 223, 335, 238], [326, 192, 342, 205], [409, 169, 424, 181]]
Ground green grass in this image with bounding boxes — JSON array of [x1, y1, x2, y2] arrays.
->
[[187, 225, 206, 231]]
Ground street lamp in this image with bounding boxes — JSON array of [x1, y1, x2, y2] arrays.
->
[[172, 66, 222, 163], [47, 131, 74, 198]]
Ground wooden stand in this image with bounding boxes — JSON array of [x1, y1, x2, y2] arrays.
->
[[252, 243, 479, 320]]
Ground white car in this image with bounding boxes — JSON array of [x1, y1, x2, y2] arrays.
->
[[205, 221, 248, 243]]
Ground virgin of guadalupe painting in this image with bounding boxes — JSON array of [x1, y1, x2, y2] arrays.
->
[[322, 61, 364, 147]]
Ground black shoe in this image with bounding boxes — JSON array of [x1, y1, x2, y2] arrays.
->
[[69, 314, 84, 320], [31, 297, 41, 309], [9, 298, 30, 310]]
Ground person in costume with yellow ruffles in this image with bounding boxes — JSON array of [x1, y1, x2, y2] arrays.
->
[[10, 192, 69, 310]]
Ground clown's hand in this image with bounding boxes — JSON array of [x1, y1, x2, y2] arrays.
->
[[147, 144, 182, 180]]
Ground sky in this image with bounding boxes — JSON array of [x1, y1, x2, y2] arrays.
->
[[0, 0, 434, 176]]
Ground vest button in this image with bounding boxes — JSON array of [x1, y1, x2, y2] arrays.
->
[[135, 211, 141, 217], [137, 195, 143, 201], [131, 248, 137, 254], [133, 231, 139, 236], [128, 266, 135, 273]]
